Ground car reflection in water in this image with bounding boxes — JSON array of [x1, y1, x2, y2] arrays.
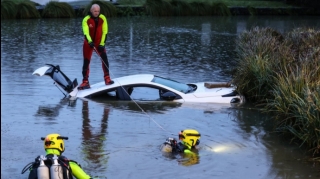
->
[[81, 100, 109, 172], [35, 98, 74, 122], [86, 96, 183, 114]]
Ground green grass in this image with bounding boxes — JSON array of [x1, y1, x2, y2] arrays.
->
[[233, 27, 320, 160]]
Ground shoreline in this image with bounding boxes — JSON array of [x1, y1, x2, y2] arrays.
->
[[35, 5, 320, 17]]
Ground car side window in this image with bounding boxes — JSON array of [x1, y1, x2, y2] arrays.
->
[[99, 85, 182, 101], [129, 87, 161, 101]]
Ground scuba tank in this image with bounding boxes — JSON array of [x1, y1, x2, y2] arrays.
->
[[50, 154, 63, 179], [37, 155, 50, 179]]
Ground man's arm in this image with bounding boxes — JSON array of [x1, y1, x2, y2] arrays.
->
[[99, 14, 108, 46], [82, 15, 93, 43], [69, 161, 91, 179]]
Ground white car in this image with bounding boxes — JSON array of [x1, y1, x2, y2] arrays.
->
[[33, 64, 245, 105]]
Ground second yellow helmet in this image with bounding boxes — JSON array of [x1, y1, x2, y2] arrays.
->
[[179, 129, 201, 149]]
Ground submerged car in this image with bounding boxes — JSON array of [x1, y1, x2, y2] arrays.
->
[[32, 64, 244, 105]]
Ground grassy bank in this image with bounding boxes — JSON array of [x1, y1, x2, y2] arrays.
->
[[2, 0, 319, 19], [233, 27, 320, 161], [117, 0, 295, 7]]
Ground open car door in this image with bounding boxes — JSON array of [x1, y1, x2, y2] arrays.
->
[[32, 64, 78, 96]]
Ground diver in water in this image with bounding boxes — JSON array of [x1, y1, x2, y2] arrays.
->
[[21, 133, 93, 179], [161, 129, 201, 154], [161, 129, 201, 166]]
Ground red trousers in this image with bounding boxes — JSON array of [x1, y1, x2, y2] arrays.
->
[[82, 40, 110, 82]]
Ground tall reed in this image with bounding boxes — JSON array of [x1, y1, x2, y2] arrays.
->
[[234, 27, 283, 104], [144, 0, 230, 16], [211, 2, 231, 16], [171, 0, 192, 16], [1, 0, 40, 19], [145, 0, 173, 16], [189, 1, 212, 16], [1, 0, 19, 19], [42, 1, 75, 18], [16, 1, 40, 19], [233, 27, 320, 159]]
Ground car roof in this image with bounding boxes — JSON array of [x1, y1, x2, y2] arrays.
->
[[110, 74, 156, 86]]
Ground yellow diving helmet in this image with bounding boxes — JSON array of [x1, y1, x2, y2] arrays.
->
[[179, 129, 201, 149], [41, 133, 68, 154]]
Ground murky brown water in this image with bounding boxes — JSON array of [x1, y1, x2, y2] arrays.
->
[[1, 16, 319, 179]]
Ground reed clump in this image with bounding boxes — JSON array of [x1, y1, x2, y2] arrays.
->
[[3, 0, 310, 19], [42, 1, 75, 18], [1, 0, 18, 19], [233, 27, 320, 160], [170, 0, 192, 16], [212, 2, 231, 16], [145, 0, 173, 16], [1, 0, 40, 19], [145, 0, 230, 16], [16, 0, 40, 19]]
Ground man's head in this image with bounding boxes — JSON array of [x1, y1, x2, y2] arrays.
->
[[90, 4, 100, 17], [179, 129, 201, 149], [41, 133, 68, 155]]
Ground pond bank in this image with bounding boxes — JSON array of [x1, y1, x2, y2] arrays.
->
[[35, 5, 320, 17]]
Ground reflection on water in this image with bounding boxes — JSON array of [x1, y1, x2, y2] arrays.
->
[[162, 148, 201, 167], [178, 153, 200, 167], [85, 97, 183, 113], [161, 150, 201, 167], [35, 98, 73, 119], [81, 101, 109, 172]]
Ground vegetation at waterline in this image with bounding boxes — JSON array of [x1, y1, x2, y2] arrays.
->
[[233, 27, 320, 161], [144, 0, 231, 16], [1, 0, 116, 19], [42, 1, 75, 18], [118, 0, 296, 8], [1, 0, 40, 19], [2, 0, 310, 19]]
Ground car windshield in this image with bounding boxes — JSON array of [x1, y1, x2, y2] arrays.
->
[[152, 76, 192, 93]]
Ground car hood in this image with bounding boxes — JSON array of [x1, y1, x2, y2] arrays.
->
[[191, 82, 236, 97]]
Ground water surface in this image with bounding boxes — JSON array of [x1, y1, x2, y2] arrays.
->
[[1, 16, 319, 179]]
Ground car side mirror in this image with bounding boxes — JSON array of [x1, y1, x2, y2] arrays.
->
[[161, 91, 176, 101]]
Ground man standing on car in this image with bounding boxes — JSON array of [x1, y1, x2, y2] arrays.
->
[[78, 3, 114, 90]]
